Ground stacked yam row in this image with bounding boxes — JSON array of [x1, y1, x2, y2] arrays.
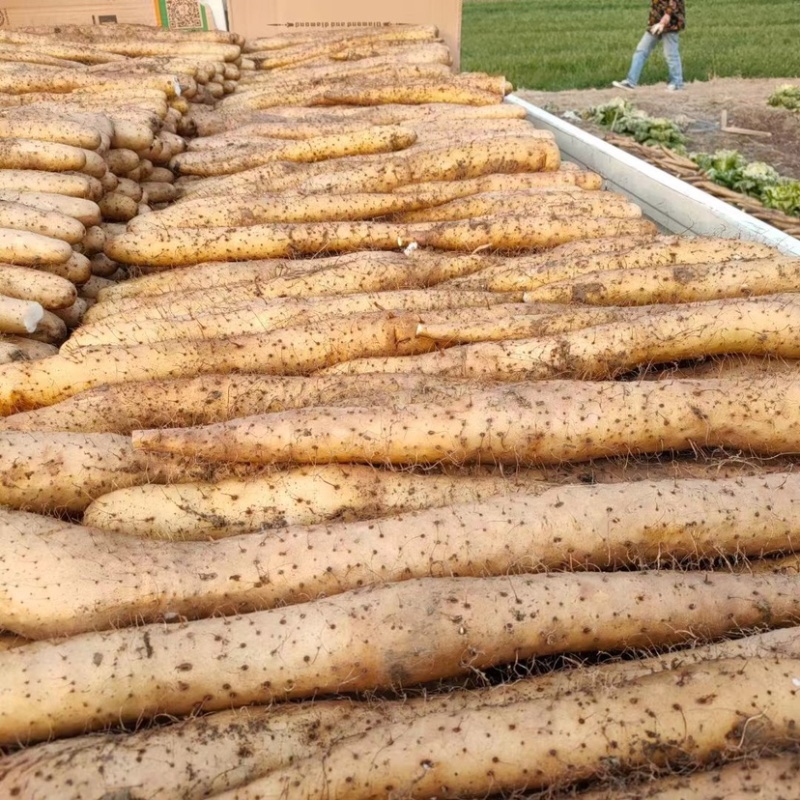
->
[[2, 22, 800, 800], [0, 23, 244, 358]]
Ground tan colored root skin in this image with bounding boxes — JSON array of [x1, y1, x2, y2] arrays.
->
[[188, 103, 526, 137], [215, 658, 800, 800], [0, 137, 87, 172], [0, 336, 57, 364], [0, 343, 41, 364], [98, 192, 138, 222], [185, 121, 539, 156], [219, 72, 495, 111], [572, 752, 800, 799], [450, 235, 778, 291], [0, 265, 75, 309], [0, 191, 101, 226], [95, 251, 489, 303], [414, 304, 653, 345], [8, 471, 800, 638], [0, 311, 438, 415], [85, 300, 533, 341], [140, 181, 177, 204], [0, 702, 393, 800], [312, 81, 506, 107], [526, 255, 800, 306], [105, 147, 140, 175], [3, 571, 800, 745], [0, 115, 101, 149], [0, 200, 85, 243], [0, 227, 72, 266], [105, 215, 653, 268], [77, 272, 116, 300], [51, 297, 88, 329], [86, 252, 494, 321], [113, 177, 143, 202], [392, 189, 640, 223], [0, 374, 493, 434], [290, 162, 588, 200], [170, 126, 418, 177], [0, 296, 43, 335], [88, 252, 119, 279], [82, 464, 550, 540], [80, 224, 105, 255], [320, 294, 800, 380], [64, 290, 520, 351], [0, 431, 239, 513], [39, 250, 91, 284], [128, 191, 440, 231], [392, 170, 605, 200], [4, 629, 799, 800], [28, 308, 66, 344], [178, 136, 560, 199], [188, 98, 523, 136], [134, 375, 800, 466], [244, 25, 437, 53], [12, 23, 239, 43]]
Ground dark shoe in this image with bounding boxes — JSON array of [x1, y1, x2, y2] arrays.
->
[[612, 79, 636, 90]]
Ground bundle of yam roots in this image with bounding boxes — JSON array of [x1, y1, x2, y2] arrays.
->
[[2, 21, 800, 800], [0, 22, 243, 361]]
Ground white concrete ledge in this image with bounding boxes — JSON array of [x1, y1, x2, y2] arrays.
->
[[508, 95, 800, 256]]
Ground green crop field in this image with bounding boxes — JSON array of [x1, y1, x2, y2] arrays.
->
[[461, 0, 800, 92]]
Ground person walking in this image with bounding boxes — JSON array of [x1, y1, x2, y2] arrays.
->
[[613, 0, 685, 91]]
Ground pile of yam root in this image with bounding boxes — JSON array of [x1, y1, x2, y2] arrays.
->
[[1, 21, 800, 800]]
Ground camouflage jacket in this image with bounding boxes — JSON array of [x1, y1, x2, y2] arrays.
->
[[649, 0, 686, 32]]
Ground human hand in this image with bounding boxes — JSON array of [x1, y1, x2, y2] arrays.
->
[[649, 22, 666, 35]]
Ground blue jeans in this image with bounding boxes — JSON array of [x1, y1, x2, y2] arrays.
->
[[626, 31, 684, 88]]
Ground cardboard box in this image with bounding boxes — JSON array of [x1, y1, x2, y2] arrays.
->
[[0, 0, 214, 31], [0, 0, 157, 27], [228, 0, 463, 70]]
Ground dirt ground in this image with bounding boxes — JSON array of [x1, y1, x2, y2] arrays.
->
[[517, 77, 800, 180]]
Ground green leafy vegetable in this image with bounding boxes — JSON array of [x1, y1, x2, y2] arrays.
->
[[763, 182, 800, 216], [768, 84, 800, 112], [587, 99, 687, 152], [587, 99, 800, 219], [692, 148, 800, 218]]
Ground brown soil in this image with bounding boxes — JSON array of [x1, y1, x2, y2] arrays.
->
[[516, 77, 800, 180]]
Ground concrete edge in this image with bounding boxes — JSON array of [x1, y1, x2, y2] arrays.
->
[[508, 95, 800, 257]]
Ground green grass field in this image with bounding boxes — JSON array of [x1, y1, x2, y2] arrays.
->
[[461, 0, 800, 91]]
